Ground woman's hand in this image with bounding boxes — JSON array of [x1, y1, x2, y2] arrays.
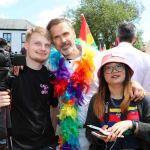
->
[[107, 120, 132, 141], [91, 125, 117, 142]]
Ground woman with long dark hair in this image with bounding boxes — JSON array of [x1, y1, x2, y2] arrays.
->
[[85, 52, 150, 150]]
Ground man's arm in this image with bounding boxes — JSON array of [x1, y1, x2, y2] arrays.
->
[[135, 95, 150, 142], [130, 80, 145, 101], [50, 106, 59, 132]]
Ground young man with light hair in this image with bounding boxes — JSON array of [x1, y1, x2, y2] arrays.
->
[[0, 26, 58, 150]]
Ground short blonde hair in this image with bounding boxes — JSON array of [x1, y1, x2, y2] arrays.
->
[[25, 26, 51, 42]]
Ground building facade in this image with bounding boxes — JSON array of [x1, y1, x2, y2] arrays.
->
[[0, 19, 34, 53]]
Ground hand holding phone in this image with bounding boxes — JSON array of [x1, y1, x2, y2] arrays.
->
[[91, 131, 107, 138], [87, 125, 124, 138], [87, 125, 110, 136]]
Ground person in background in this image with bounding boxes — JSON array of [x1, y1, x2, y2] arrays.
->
[[0, 26, 58, 150], [0, 38, 12, 150], [20, 47, 26, 55], [109, 22, 150, 93], [46, 18, 145, 150], [85, 52, 150, 150]]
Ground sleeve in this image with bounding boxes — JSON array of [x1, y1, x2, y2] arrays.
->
[[0, 108, 7, 138], [85, 95, 105, 146], [49, 73, 58, 107], [141, 53, 150, 93], [136, 95, 150, 142]]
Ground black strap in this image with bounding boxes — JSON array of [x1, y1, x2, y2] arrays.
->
[[104, 102, 109, 123]]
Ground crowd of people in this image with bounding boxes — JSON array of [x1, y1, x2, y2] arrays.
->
[[0, 18, 150, 150]]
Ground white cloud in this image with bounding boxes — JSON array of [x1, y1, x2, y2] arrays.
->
[[35, 7, 66, 27], [0, 0, 18, 7]]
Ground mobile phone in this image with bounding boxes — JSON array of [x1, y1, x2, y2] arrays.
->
[[87, 125, 124, 138], [87, 125, 110, 136], [91, 131, 107, 138]]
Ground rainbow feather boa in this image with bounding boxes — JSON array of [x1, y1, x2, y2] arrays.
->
[[49, 39, 96, 149]]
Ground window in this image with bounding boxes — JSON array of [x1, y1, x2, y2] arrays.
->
[[21, 33, 26, 48], [3, 33, 11, 43]]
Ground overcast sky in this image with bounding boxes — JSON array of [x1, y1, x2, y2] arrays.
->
[[0, 0, 149, 42]]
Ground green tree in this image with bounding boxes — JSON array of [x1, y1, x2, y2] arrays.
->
[[65, 0, 143, 49], [134, 31, 145, 50]]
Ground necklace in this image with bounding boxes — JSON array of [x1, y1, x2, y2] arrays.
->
[[50, 40, 96, 149]]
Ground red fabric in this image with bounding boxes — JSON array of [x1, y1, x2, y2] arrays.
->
[[79, 14, 90, 41], [127, 111, 140, 120]]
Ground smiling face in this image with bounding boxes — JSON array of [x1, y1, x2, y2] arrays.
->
[[50, 21, 76, 58], [25, 32, 51, 65], [103, 62, 126, 86]]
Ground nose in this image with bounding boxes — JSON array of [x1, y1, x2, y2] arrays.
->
[[41, 44, 46, 51], [112, 67, 118, 73], [61, 36, 67, 43]]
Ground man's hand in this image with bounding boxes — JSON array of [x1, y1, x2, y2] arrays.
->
[[0, 90, 11, 108], [12, 66, 24, 76], [130, 81, 145, 101]]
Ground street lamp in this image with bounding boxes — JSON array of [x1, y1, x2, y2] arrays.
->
[[98, 33, 105, 51]]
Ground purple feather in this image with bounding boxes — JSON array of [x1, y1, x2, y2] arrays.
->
[[62, 142, 79, 150], [75, 85, 84, 106], [56, 58, 70, 80], [67, 83, 84, 106]]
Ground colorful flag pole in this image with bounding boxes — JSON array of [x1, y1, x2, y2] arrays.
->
[[79, 14, 97, 49]]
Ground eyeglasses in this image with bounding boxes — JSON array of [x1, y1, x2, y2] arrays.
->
[[103, 63, 125, 74]]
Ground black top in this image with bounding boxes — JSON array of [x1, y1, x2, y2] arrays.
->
[[10, 65, 58, 150]]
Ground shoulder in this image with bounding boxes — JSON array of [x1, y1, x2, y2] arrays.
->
[[137, 95, 150, 108], [90, 94, 97, 105], [136, 95, 150, 120], [142, 95, 150, 104], [41, 66, 56, 80], [41, 65, 49, 74], [49, 71, 56, 81], [42, 65, 48, 70]]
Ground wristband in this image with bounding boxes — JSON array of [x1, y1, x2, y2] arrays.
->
[[132, 120, 137, 132]]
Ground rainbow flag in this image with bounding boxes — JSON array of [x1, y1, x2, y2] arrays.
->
[[79, 14, 97, 49]]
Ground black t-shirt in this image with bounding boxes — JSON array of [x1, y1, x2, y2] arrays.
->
[[10, 65, 58, 150]]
